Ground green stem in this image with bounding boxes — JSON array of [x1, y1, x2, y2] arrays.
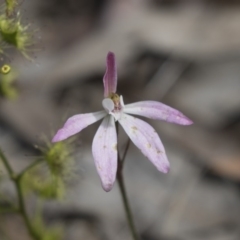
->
[[15, 179, 40, 240], [117, 166, 139, 240], [0, 148, 14, 177], [0, 147, 41, 240]]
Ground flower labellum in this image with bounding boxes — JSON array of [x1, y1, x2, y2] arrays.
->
[[52, 52, 193, 192]]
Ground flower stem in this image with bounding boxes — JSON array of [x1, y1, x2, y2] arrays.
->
[[121, 138, 131, 165], [0, 147, 41, 240], [117, 168, 139, 240], [115, 122, 139, 240]]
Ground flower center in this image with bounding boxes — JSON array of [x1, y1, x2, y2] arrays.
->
[[102, 94, 124, 121], [109, 93, 122, 111]]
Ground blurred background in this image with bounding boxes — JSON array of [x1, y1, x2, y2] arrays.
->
[[1, 0, 240, 239]]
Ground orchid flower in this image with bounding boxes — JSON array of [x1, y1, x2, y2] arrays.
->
[[52, 52, 193, 192]]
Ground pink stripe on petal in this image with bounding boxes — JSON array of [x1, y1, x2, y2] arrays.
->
[[124, 101, 193, 125], [52, 111, 106, 142], [103, 52, 117, 97], [92, 115, 117, 192], [119, 113, 170, 173]]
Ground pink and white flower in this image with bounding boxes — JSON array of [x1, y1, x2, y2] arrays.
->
[[52, 52, 193, 192]]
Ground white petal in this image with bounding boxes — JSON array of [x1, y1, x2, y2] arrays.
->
[[120, 95, 125, 107], [124, 101, 193, 125], [110, 111, 122, 122], [92, 115, 118, 192], [102, 98, 114, 113], [119, 113, 170, 173], [52, 111, 106, 142]]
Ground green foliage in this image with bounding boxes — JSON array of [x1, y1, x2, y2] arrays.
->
[[0, 2, 68, 239], [22, 141, 75, 200], [22, 164, 65, 200], [5, 0, 18, 16], [0, 125, 75, 238], [0, 65, 18, 99], [43, 141, 75, 180], [0, 14, 33, 57], [1, 64, 11, 74], [33, 211, 63, 240]]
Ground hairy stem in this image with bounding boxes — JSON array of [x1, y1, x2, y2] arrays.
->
[[0, 148, 14, 177], [15, 178, 40, 240], [0, 147, 41, 240]]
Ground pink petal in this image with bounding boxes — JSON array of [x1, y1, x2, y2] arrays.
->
[[92, 115, 117, 192], [124, 101, 193, 125], [103, 52, 117, 97], [119, 113, 170, 173], [52, 111, 107, 142]]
